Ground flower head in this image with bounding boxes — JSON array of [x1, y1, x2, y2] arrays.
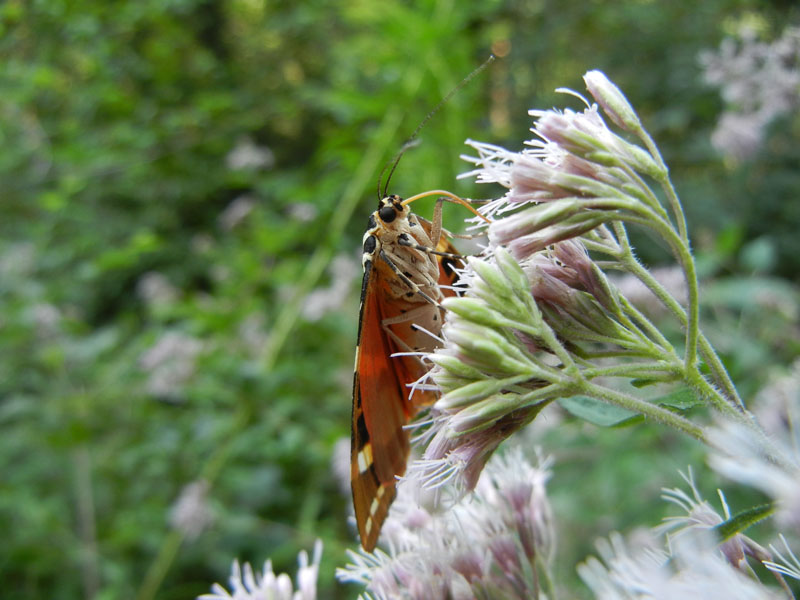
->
[[139, 330, 203, 400], [764, 534, 800, 582], [578, 529, 784, 600], [338, 448, 553, 599], [225, 136, 274, 171], [583, 70, 643, 133], [409, 249, 562, 492], [700, 26, 800, 160], [415, 69, 714, 492], [302, 254, 359, 321], [709, 368, 800, 532], [658, 470, 754, 570], [137, 271, 179, 308], [408, 408, 539, 494], [169, 479, 213, 540], [707, 417, 800, 531], [199, 540, 322, 600], [461, 70, 671, 272]]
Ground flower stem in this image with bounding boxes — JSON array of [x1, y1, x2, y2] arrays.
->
[[582, 362, 682, 379], [633, 126, 689, 243], [608, 220, 700, 393], [511, 316, 579, 375], [684, 365, 750, 422], [618, 295, 677, 357], [613, 233, 744, 411], [616, 161, 669, 219], [583, 382, 706, 442]]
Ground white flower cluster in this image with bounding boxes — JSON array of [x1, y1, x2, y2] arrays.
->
[[199, 540, 322, 600], [701, 26, 800, 160], [138, 330, 203, 400], [169, 480, 214, 540], [302, 253, 360, 322], [579, 529, 784, 600], [338, 447, 553, 599]]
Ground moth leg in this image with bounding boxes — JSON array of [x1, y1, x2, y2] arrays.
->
[[448, 230, 486, 240], [378, 249, 438, 305], [413, 214, 487, 248], [430, 195, 491, 242], [380, 305, 444, 380], [381, 304, 443, 346], [397, 234, 462, 260], [428, 196, 444, 248]]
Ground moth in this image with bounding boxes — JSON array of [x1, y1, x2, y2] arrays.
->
[[351, 189, 482, 551]]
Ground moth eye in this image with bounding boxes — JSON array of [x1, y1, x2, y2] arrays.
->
[[363, 235, 377, 254], [367, 214, 377, 229], [379, 205, 396, 223]]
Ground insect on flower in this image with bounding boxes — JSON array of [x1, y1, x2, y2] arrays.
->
[[349, 56, 495, 551], [351, 187, 487, 551]]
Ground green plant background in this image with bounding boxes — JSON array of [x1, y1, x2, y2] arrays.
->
[[2, 1, 799, 598]]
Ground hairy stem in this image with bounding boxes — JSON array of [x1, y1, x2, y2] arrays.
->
[[614, 238, 744, 411], [583, 382, 706, 442], [633, 125, 689, 243]]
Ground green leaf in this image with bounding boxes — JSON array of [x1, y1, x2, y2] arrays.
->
[[714, 503, 775, 541], [740, 237, 777, 273], [631, 378, 660, 388], [701, 277, 797, 311], [559, 396, 636, 427], [650, 387, 701, 410], [559, 387, 699, 427]]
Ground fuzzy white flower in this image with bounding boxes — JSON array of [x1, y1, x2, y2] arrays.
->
[[226, 136, 275, 171], [286, 202, 318, 223], [579, 529, 783, 600], [302, 254, 360, 321], [764, 534, 800, 581], [701, 26, 800, 160], [338, 448, 553, 599], [169, 480, 213, 540], [707, 417, 800, 531], [219, 195, 256, 231], [28, 302, 61, 337], [658, 470, 753, 569], [139, 330, 203, 400], [199, 540, 322, 600], [137, 271, 179, 308]]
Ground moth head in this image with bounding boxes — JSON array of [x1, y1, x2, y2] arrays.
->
[[377, 195, 407, 225]]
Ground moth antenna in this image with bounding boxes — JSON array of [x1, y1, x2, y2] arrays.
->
[[377, 139, 421, 200], [378, 55, 496, 199]]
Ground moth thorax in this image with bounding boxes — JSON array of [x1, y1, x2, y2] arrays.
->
[[384, 255, 442, 304]]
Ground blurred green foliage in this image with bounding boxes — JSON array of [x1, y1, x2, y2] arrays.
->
[[1, 0, 798, 598]]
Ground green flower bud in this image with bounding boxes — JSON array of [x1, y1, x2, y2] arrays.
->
[[428, 352, 485, 381], [442, 296, 507, 329], [584, 70, 641, 133]]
